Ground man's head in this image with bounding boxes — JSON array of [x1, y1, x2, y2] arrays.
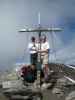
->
[[31, 36, 35, 42], [42, 34, 46, 43], [31, 64, 36, 70]]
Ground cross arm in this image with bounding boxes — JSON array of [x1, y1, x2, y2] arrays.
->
[[19, 27, 63, 33]]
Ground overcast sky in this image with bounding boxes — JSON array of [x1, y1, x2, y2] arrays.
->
[[0, 0, 75, 70]]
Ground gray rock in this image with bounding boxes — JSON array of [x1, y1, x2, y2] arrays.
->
[[65, 91, 75, 100]]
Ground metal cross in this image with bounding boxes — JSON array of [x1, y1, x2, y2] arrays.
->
[[18, 13, 63, 87]]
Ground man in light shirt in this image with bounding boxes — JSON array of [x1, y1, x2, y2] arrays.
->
[[39, 34, 50, 81], [28, 36, 38, 65]]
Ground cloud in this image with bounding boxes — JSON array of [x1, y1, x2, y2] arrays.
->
[[49, 33, 75, 64]]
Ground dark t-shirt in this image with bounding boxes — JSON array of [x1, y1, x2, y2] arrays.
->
[[21, 66, 36, 82]]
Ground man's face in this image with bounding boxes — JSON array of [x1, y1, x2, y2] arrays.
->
[[31, 65, 35, 70], [31, 38, 35, 42], [32, 40, 35, 43], [42, 36, 46, 43]]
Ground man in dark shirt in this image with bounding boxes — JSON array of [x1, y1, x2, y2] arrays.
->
[[21, 64, 37, 83]]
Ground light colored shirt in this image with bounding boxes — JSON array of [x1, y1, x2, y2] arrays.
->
[[28, 43, 38, 54], [41, 41, 49, 56]]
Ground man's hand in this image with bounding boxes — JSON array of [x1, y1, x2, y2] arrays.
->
[[38, 49, 49, 53]]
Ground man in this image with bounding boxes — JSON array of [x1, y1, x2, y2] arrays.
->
[[20, 64, 37, 83], [39, 34, 50, 82], [28, 36, 38, 65]]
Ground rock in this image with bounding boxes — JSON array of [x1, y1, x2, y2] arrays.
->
[[65, 91, 75, 100], [52, 88, 64, 98], [41, 83, 52, 90]]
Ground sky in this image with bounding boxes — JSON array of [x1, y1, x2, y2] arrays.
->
[[0, 0, 75, 70]]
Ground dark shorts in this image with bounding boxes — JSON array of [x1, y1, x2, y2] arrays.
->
[[30, 53, 37, 65]]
